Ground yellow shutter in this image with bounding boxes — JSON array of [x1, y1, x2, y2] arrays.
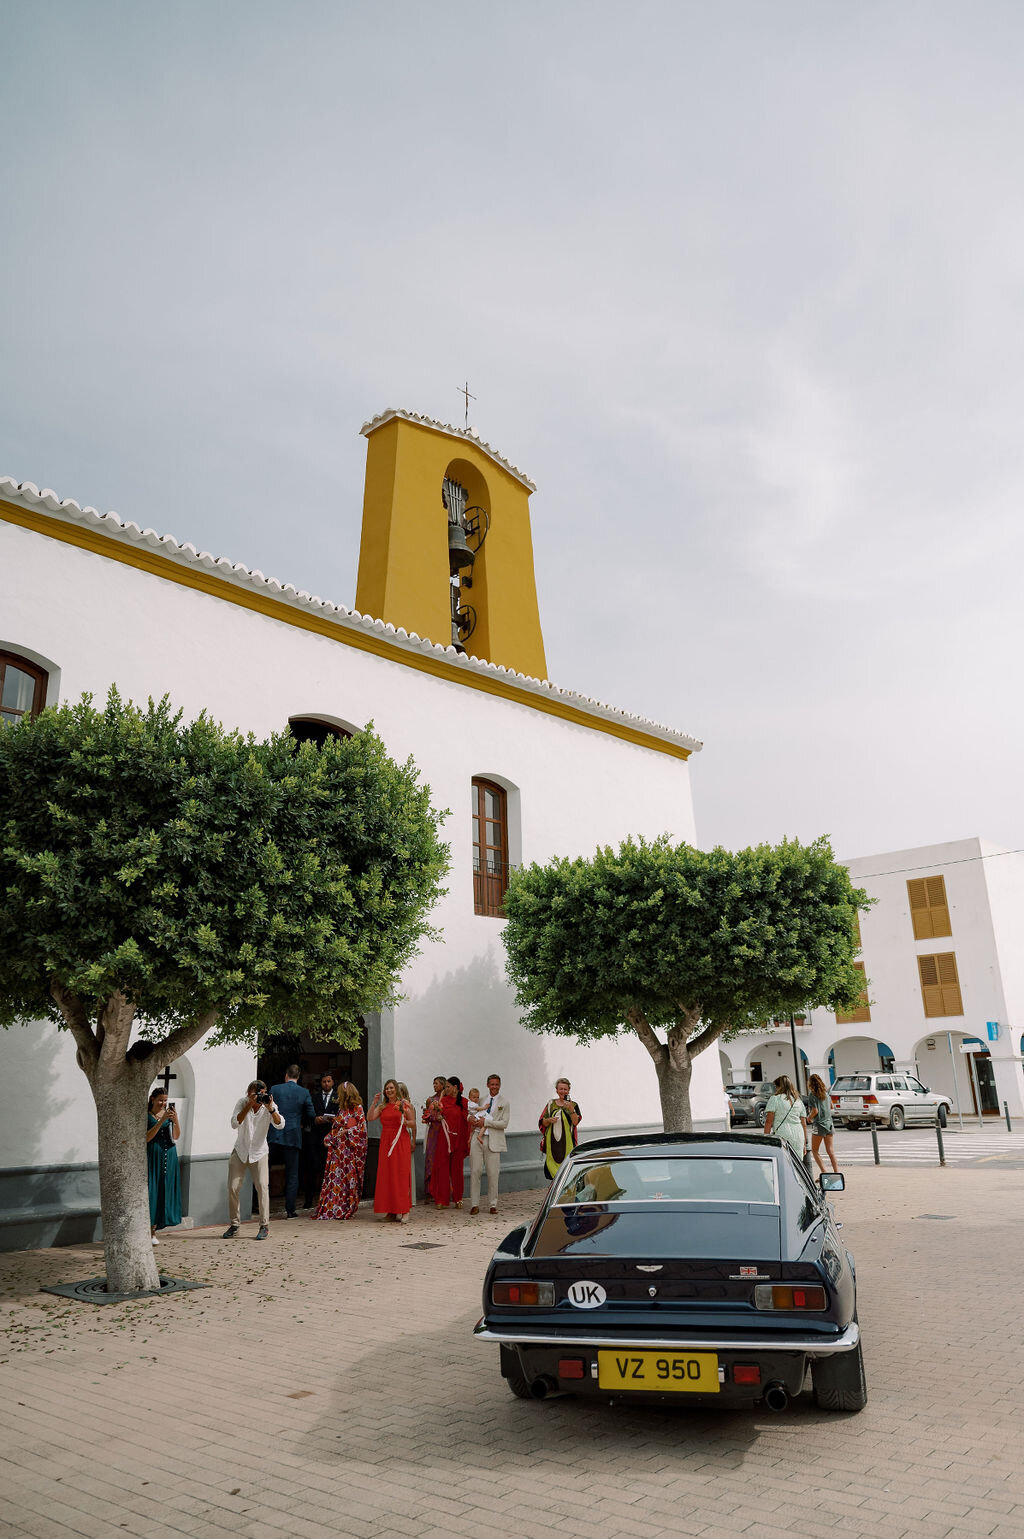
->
[[908, 875, 951, 940], [918, 952, 962, 1017], [836, 961, 871, 1024]]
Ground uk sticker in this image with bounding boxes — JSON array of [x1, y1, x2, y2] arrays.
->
[[567, 1281, 607, 1308]]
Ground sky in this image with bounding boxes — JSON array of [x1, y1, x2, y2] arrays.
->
[[3, 0, 1024, 860]]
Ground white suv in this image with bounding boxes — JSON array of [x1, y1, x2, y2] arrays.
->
[[831, 1072, 952, 1131]]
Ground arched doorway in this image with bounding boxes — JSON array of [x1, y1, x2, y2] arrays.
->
[[719, 1048, 733, 1086], [826, 1036, 895, 1082], [915, 1031, 998, 1116], [743, 1038, 809, 1092]]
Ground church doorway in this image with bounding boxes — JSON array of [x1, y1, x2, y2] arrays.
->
[[257, 1026, 377, 1199]]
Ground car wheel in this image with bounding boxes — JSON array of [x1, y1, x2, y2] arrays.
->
[[756, 1104, 768, 1128], [888, 1106, 906, 1131], [500, 1344, 536, 1401], [937, 1105, 948, 1128], [812, 1340, 867, 1412]]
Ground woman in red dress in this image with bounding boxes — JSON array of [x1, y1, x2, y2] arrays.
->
[[311, 1082, 367, 1221], [368, 1079, 415, 1221], [429, 1076, 469, 1209]]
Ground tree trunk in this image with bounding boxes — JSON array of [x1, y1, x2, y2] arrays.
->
[[656, 1049, 694, 1133], [90, 1070, 162, 1295]]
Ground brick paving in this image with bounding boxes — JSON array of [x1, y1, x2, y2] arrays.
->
[[2, 1165, 1024, 1539]]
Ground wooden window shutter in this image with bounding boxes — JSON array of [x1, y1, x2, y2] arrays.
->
[[908, 875, 951, 940], [918, 952, 963, 1018], [836, 962, 871, 1025]]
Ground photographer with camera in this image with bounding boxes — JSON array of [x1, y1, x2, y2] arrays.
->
[[223, 1080, 284, 1240]]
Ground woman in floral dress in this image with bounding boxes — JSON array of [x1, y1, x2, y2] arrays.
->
[[311, 1082, 367, 1221]]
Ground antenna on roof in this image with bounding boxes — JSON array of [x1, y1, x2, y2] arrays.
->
[[457, 380, 476, 430]]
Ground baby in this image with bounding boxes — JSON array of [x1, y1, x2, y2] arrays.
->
[[466, 1088, 486, 1147]]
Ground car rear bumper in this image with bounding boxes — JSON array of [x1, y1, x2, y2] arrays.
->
[[475, 1320, 860, 1357]]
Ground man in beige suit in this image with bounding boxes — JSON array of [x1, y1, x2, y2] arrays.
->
[[469, 1073, 510, 1215]]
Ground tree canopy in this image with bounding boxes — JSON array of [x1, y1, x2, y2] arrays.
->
[[0, 690, 449, 1048], [502, 834, 869, 1131]]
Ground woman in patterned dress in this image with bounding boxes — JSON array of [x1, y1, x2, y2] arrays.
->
[[421, 1076, 447, 1200], [311, 1082, 367, 1221]]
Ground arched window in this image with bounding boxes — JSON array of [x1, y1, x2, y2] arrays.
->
[[288, 716, 353, 747], [472, 778, 508, 917], [1, 651, 47, 728]]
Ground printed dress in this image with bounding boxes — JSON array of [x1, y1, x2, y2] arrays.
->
[[422, 1094, 444, 1195], [147, 1115, 182, 1229], [312, 1108, 367, 1220], [540, 1099, 582, 1181]]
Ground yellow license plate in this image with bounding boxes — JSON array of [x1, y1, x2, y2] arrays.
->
[[597, 1350, 720, 1393]]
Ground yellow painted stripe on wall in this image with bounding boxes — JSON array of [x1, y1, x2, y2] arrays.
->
[[0, 497, 691, 761]]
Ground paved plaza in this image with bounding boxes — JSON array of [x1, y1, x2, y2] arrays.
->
[[2, 1162, 1024, 1539]]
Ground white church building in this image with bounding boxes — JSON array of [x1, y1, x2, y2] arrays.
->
[[0, 407, 721, 1249]]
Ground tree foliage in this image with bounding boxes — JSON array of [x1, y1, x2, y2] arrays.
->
[[502, 835, 869, 1131], [0, 690, 449, 1048]]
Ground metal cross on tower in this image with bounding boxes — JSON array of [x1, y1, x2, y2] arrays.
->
[[457, 380, 476, 429]]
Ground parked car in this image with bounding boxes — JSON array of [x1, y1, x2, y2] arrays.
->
[[725, 1082, 763, 1126], [474, 1132, 866, 1412], [831, 1072, 952, 1130]]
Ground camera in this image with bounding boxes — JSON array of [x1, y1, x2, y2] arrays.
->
[[256, 1091, 272, 1105]]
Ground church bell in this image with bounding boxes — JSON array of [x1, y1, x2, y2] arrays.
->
[[447, 520, 475, 574]]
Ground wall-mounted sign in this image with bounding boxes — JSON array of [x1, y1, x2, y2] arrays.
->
[[986, 1021, 1000, 1042]]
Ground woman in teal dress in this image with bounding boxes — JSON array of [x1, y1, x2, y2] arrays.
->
[[146, 1088, 182, 1242]]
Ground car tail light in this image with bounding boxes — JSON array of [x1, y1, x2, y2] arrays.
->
[[558, 1358, 585, 1379], [733, 1364, 761, 1385], [491, 1280, 555, 1307], [753, 1284, 828, 1311], [830, 1096, 839, 1107], [862, 1095, 878, 1104]]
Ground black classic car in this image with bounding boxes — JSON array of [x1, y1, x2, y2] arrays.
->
[[474, 1132, 865, 1412]]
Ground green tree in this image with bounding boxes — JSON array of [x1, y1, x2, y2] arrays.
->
[[0, 691, 448, 1293], [502, 835, 868, 1133]]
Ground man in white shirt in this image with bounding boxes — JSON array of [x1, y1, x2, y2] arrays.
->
[[223, 1080, 284, 1239], [469, 1073, 511, 1216]]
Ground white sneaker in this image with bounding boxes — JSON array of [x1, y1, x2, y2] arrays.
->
[[151, 1237, 159, 1245]]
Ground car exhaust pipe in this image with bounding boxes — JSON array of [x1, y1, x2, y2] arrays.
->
[[529, 1376, 558, 1400], [763, 1382, 789, 1413]]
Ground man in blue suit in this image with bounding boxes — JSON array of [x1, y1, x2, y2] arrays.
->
[[267, 1065, 316, 1218]]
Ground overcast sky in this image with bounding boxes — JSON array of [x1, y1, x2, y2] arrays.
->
[[3, 1, 1023, 860]]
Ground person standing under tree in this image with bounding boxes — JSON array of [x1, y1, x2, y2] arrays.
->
[[763, 1075, 808, 1162], [267, 1065, 316, 1219], [368, 1079, 415, 1221], [539, 1078, 581, 1181], [224, 1080, 284, 1240], [305, 1072, 341, 1209], [312, 1082, 367, 1221], [806, 1073, 839, 1174], [146, 1088, 181, 1243]]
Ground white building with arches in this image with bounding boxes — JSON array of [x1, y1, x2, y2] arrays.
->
[[0, 408, 720, 1248], [720, 838, 1024, 1122]]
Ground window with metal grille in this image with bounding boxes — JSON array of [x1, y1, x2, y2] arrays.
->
[[835, 961, 871, 1024], [907, 876, 951, 940], [918, 952, 963, 1018], [0, 651, 47, 728], [472, 778, 508, 918]]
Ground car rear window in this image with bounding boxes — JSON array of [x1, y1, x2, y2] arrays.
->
[[553, 1157, 777, 1207], [832, 1077, 871, 1091]]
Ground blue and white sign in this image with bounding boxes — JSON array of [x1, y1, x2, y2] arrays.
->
[[986, 1020, 1000, 1042]]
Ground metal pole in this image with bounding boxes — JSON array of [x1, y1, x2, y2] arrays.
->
[[789, 1014, 803, 1094], [936, 1124, 945, 1166], [1005, 1100, 1012, 1132], [870, 1126, 880, 1165], [967, 1050, 983, 1129], [947, 1032, 964, 1131]]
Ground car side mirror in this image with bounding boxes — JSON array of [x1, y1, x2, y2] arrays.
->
[[819, 1172, 845, 1193]]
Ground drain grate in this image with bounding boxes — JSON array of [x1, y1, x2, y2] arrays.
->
[[400, 1242, 446, 1250], [914, 1214, 956, 1221], [41, 1274, 208, 1305]]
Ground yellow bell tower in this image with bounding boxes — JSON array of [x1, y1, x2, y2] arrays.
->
[[354, 409, 547, 680]]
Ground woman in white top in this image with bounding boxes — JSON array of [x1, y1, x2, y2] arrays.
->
[[762, 1075, 807, 1161]]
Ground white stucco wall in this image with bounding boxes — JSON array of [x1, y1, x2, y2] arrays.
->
[[1, 518, 718, 1170]]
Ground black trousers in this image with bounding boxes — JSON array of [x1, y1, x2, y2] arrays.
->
[[304, 1131, 328, 1208], [266, 1145, 302, 1215]]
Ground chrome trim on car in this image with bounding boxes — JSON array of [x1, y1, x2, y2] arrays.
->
[[473, 1320, 860, 1356]]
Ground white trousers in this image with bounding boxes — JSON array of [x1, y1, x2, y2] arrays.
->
[[469, 1138, 501, 1209], [228, 1151, 270, 1226]]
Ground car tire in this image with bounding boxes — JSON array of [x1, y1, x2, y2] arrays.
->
[[937, 1105, 948, 1128], [500, 1345, 535, 1401], [888, 1106, 906, 1131], [756, 1104, 768, 1128], [812, 1340, 868, 1412]]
